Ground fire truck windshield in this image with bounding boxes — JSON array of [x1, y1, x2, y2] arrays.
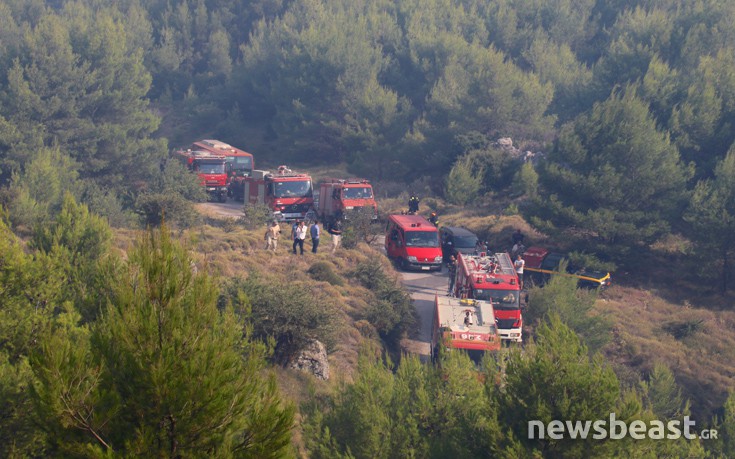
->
[[196, 162, 225, 174], [343, 186, 373, 199], [404, 231, 439, 247], [273, 180, 313, 198], [473, 289, 520, 309]]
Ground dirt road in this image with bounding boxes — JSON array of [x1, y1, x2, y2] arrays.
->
[[373, 235, 448, 359], [195, 201, 244, 218], [399, 268, 449, 359]]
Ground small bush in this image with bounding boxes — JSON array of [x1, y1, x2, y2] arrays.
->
[[445, 155, 483, 206], [308, 261, 344, 286], [221, 275, 341, 364], [135, 192, 200, 228], [663, 319, 703, 340], [241, 204, 273, 229], [341, 207, 381, 249], [567, 251, 616, 273], [512, 161, 539, 198], [350, 259, 416, 346], [503, 203, 520, 216], [80, 180, 136, 228], [220, 217, 239, 233]]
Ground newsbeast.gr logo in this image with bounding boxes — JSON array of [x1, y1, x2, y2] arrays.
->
[[528, 414, 718, 440]]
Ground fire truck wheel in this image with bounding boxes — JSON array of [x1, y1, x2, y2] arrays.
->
[[218, 192, 227, 203]]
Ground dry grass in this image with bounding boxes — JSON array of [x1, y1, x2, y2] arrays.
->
[[598, 286, 735, 419], [113, 222, 392, 399]]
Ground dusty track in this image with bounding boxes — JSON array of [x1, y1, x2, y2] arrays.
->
[[195, 200, 245, 218]]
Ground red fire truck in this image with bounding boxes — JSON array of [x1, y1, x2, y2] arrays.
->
[[453, 252, 523, 343], [431, 295, 501, 361], [233, 165, 315, 221], [189, 139, 254, 178], [317, 178, 378, 222], [171, 149, 228, 202]]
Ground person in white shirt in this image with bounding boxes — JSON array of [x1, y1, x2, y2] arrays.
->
[[292, 220, 308, 255], [514, 254, 525, 290]]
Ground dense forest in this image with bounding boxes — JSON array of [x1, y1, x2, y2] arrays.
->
[[2, 0, 735, 457]]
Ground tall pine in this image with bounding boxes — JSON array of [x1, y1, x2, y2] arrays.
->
[[32, 226, 294, 457]]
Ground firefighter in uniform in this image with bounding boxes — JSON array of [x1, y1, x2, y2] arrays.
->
[[428, 211, 439, 227], [408, 194, 420, 214]]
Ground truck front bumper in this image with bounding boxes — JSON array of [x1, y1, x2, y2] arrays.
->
[[498, 328, 523, 343]]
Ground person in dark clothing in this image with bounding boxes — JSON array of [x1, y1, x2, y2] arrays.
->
[[447, 255, 457, 296], [328, 218, 343, 254], [310, 220, 321, 253], [408, 194, 420, 214], [428, 212, 439, 227], [511, 229, 525, 246]]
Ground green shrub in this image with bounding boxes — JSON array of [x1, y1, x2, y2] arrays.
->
[[341, 207, 381, 249], [135, 192, 200, 228], [221, 275, 341, 364], [503, 203, 519, 216], [527, 271, 611, 353], [445, 155, 483, 206], [567, 251, 616, 273], [308, 261, 344, 286], [663, 319, 703, 340], [512, 161, 539, 198], [220, 217, 239, 233], [350, 259, 416, 346], [241, 204, 273, 229]]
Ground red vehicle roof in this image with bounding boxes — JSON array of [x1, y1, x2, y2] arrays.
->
[[388, 214, 436, 231], [434, 296, 500, 352], [192, 139, 253, 158], [457, 252, 519, 290]]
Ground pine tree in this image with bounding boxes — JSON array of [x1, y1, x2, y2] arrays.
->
[[641, 362, 683, 419], [535, 88, 692, 246], [445, 155, 484, 206], [32, 226, 294, 457], [499, 315, 620, 458], [684, 148, 735, 292], [526, 271, 611, 353]]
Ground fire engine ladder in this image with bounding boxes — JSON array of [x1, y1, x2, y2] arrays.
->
[[495, 253, 516, 276]]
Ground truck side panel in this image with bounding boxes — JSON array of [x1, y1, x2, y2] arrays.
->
[[318, 183, 335, 218]]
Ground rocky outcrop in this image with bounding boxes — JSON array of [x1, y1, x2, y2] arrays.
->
[[288, 340, 330, 380], [495, 137, 545, 164]]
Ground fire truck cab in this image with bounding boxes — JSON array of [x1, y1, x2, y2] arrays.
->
[[172, 149, 228, 202], [431, 296, 501, 361], [453, 252, 523, 343], [235, 166, 315, 221], [385, 214, 443, 271], [317, 178, 378, 222]]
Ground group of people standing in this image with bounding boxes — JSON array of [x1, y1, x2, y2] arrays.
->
[[264, 218, 343, 255]]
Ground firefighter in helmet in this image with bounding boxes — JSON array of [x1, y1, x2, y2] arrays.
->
[[429, 211, 439, 227], [408, 194, 420, 214]]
